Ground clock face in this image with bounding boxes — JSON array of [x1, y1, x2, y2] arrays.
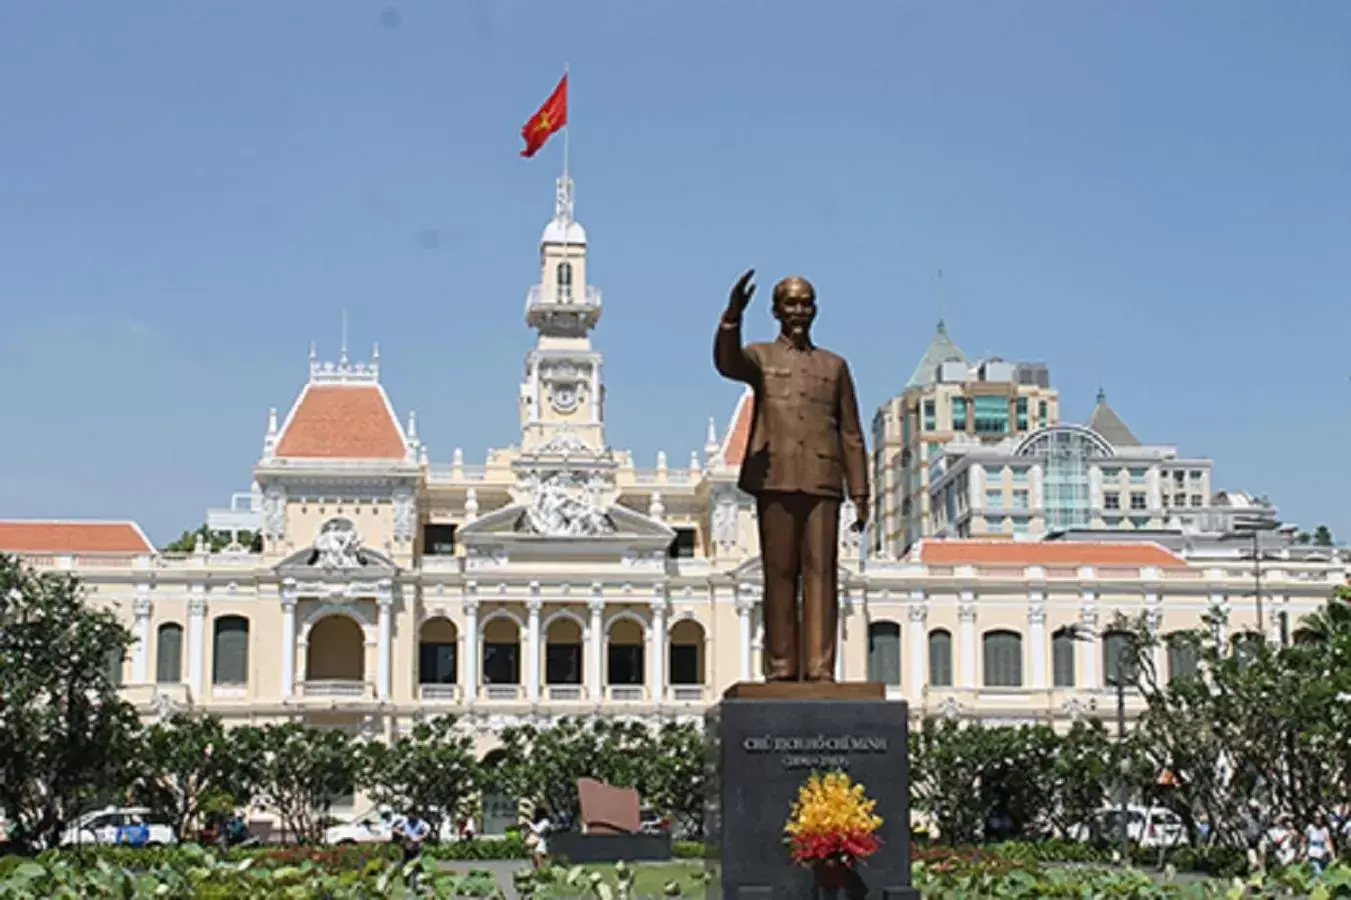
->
[[551, 383, 579, 414]]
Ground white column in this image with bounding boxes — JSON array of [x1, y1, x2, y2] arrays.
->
[[1028, 591, 1047, 690], [132, 594, 152, 683], [376, 584, 393, 702], [463, 584, 480, 703], [649, 586, 667, 703], [1210, 592, 1228, 648], [1144, 601, 1165, 678], [590, 364, 601, 424], [280, 586, 297, 698], [588, 587, 605, 700], [1079, 591, 1099, 689], [526, 584, 542, 703], [835, 589, 849, 681], [736, 589, 755, 682], [908, 593, 928, 694], [958, 591, 977, 689], [186, 591, 207, 700]]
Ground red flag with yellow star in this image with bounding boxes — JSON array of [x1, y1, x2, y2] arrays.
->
[[520, 74, 568, 158]]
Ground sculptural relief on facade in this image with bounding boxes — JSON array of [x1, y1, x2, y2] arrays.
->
[[392, 489, 416, 542], [534, 428, 593, 457], [541, 361, 589, 415], [310, 518, 368, 570], [710, 486, 740, 555], [839, 497, 862, 556], [516, 470, 616, 537], [262, 486, 287, 540]]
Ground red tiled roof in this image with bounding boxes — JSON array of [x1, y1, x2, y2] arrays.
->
[[917, 540, 1187, 568], [275, 385, 407, 459], [0, 521, 153, 554], [721, 389, 753, 466]]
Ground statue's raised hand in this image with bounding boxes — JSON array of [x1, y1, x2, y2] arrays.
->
[[727, 269, 756, 317]]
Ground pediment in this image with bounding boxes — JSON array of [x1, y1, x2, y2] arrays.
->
[[274, 516, 397, 578], [458, 503, 675, 544]]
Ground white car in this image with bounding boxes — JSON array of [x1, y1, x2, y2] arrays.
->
[[1068, 805, 1188, 849], [323, 810, 402, 845], [59, 807, 176, 848]]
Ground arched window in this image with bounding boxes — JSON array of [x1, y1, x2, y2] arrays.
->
[[1015, 426, 1112, 532], [212, 616, 250, 686], [556, 261, 574, 300], [1166, 633, 1198, 682], [1231, 632, 1263, 669], [928, 629, 953, 687], [1102, 631, 1134, 687], [867, 621, 901, 686], [1052, 627, 1076, 688], [104, 647, 124, 687], [156, 623, 183, 684], [982, 630, 1023, 688]]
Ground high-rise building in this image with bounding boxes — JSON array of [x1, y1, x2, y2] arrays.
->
[[871, 322, 1060, 556]]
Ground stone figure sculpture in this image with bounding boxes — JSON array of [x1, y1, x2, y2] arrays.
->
[[714, 270, 869, 682], [313, 518, 365, 569]]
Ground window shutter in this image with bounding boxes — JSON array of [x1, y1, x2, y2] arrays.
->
[[212, 617, 250, 685], [867, 622, 901, 686], [928, 630, 952, 687], [1052, 630, 1075, 687], [156, 624, 183, 684], [983, 631, 1023, 688]]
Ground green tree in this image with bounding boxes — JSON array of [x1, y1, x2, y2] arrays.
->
[[359, 716, 478, 835], [130, 714, 265, 840], [162, 525, 262, 554], [255, 723, 361, 843], [1313, 524, 1335, 547], [638, 721, 707, 838], [0, 554, 144, 850]]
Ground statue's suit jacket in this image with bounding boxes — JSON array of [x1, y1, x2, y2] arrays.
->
[[714, 314, 870, 506]]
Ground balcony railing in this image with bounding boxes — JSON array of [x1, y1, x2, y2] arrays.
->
[[419, 683, 461, 702], [483, 684, 524, 702], [606, 685, 646, 702], [300, 680, 372, 700], [667, 685, 707, 703], [525, 284, 602, 311], [121, 682, 193, 709], [546, 685, 585, 702]]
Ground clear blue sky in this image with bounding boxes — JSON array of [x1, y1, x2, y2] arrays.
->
[[2, 2, 1349, 546]]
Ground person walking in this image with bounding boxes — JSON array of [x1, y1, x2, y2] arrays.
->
[[393, 811, 431, 892], [1305, 811, 1335, 877], [524, 806, 551, 870]]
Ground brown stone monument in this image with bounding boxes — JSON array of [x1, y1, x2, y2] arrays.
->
[[713, 269, 870, 684]]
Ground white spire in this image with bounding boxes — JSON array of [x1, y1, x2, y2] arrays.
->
[[704, 417, 719, 461]]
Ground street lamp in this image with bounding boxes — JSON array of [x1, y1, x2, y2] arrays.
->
[[1220, 516, 1281, 643], [1107, 637, 1137, 864]]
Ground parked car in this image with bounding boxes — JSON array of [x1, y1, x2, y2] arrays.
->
[[1068, 805, 1188, 849], [59, 807, 176, 848], [323, 810, 402, 845]]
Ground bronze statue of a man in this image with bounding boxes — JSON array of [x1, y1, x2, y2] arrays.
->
[[714, 269, 869, 682]]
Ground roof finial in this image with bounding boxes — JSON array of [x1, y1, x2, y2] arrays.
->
[[340, 309, 349, 366], [267, 407, 278, 436], [309, 342, 317, 362], [406, 410, 418, 439], [372, 341, 380, 363], [1096, 386, 1107, 404]]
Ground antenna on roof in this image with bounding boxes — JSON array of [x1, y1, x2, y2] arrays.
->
[[936, 268, 945, 330]]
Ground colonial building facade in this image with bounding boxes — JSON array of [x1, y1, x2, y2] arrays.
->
[[2, 178, 1346, 764]]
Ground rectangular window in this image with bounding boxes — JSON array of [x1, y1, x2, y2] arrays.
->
[[1052, 632, 1075, 688], [901, 412, 910, 446], [1189, 469, 1204, 481], [1174, 492, 1186, 507], [1130, 492, 1147, 510], [667, 527, 696, 559], [1173, 471, 1186, 486], [1037, 399, 1048, 426], [985, 489, 1003, 509], [1130, 516, 1150, 529], [984, 464, 1004, 480], [546, 644, 582, 685], [423, 524, 457, 556], [483, 643, 519, 685], [1099, 467, 1119, 481], [972, 396, 1009, 434], [1012, 489, 1029, 509], [670, 645, 700, 685], [419, 643, 457, 684], [1011, 467, 1028, 484], [928, 632, 953, 687], [951, 397, 968, 431], [1011, 517, 1029, 536], [1015, 397, 1028, 431], [987, 517, 1006, 534], [1190, 495, 1204, 507], [607, 644, 645, 685], [1104, 492, 1120, 511], [1129, 468, 1147, 484], [922, 400, 936, 431]]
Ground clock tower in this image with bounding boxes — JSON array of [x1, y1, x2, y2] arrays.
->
[[519, 175, 606, 453]]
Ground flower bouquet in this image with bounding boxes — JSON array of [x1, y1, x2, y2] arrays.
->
[[784, 771, 883, 890]]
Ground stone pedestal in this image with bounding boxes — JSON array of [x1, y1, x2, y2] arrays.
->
[[706, 683, 920, 900]]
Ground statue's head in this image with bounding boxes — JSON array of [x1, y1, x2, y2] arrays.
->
[[772, 276, 816, 342]]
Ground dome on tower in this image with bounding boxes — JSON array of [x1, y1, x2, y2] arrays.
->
[[541, 216, 587, 246]]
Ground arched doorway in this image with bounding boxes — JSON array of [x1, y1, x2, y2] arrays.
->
[[667, 619, 705, 701], [482, 616, 521, 698], [306, 616, 365, 692], [419, 618, 458, 699], [545, 616, 583, 699], [480, 748, 517, 836], [606, 618, 645, 700]]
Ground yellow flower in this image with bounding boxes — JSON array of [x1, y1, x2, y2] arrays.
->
[[784, 771, 884, 840]]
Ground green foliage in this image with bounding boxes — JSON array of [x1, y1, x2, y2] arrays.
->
[[131, 714, 264, 840], [359, 715, 479, 836], [161, 526, 262, 554], [0, 554, 144, 851], [493, 717, 704, 834], [254, 723, 360, 844]]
